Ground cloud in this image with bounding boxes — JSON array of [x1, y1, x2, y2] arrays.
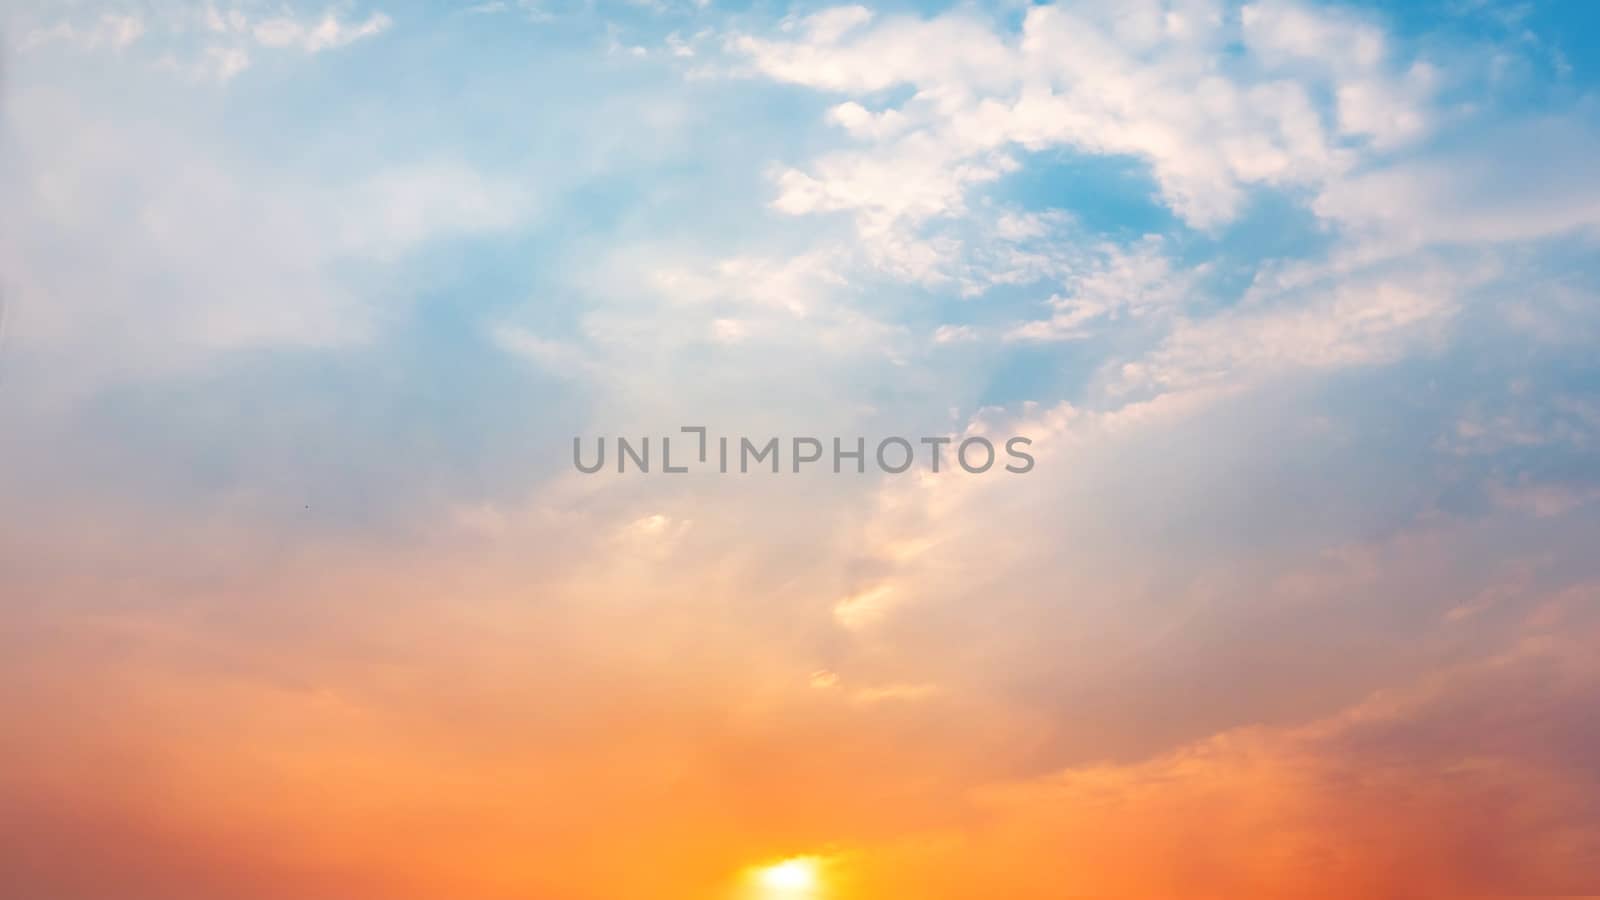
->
[[20, 12, 145, 51], [491, 324, 596, 379], [1313, 117, 1600, 249], [733, 7, 1012, 94], [732, 0, 1436, 238], [932, 324, 977, 345], [250, 11, 393, 53], [0, 86, 531, 385], [1007, 235, 1198, 342], [12, 3, 394, 81], [881, 619, 1600, 898], [336, 162, 532, 258], [1115, 263, 1464, 394], [1240, 0, 1388, 71]]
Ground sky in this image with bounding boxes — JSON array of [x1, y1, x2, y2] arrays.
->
[[2, 0, 1599, 898]]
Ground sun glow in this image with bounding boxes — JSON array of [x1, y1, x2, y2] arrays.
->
[[752, 857, 823, 897]]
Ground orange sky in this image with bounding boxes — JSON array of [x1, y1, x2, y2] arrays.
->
[[4, 470, 1599, 899]]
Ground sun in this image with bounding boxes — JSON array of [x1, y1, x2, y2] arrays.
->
[[759, 859, 817, 891], [751, 856, 823, 897]]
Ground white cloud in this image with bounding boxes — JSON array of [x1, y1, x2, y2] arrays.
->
[[735, 8, 1011, 94], [1, 84, 531, 388], [1239, 0, 1387, 73], [1334, 63, 1438, 148], [828, 101, 912, 140], [13, 3, 393, 81], [834, 583, 899, 630], [204, 45, 252, 80], [1312, 117, 1600, 249], [769, 133, 1017, 232], [337, 162, 531, 258], [250, 11, 393, 53], [1117, 267, 1463, 393], [933, 324, 978, 345], [798, 5, 874, 44], [491, 325, 597, 379], [21, 13, 145, 51], [1008, 236, 1199, 342], [733, 0, 1434, 240], [1489, 479, 1600, 519]]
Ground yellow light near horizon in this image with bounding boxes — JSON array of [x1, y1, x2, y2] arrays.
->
[[755, 857, 821, 896]]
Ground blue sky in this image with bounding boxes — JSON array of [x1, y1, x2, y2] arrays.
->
[[6, 0, 1600, 658]]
